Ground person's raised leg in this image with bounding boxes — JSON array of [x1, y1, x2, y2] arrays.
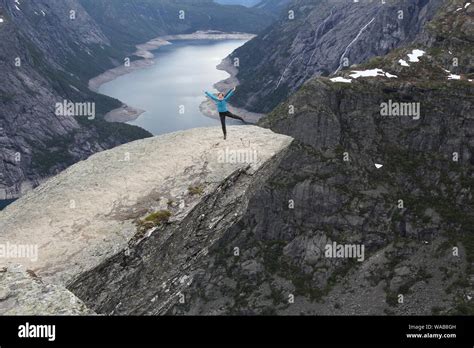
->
[[225, 111, 246, 123], [219, 113, 227, 140]]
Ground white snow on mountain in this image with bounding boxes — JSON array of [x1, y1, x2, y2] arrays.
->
[[330, 77, 352, 83], [349, 69, 398, 79], [407, 49, 425, 63], [399, 59, 410, 67]]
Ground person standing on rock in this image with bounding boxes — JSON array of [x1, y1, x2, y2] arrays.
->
[[205, 87, 246, 140]]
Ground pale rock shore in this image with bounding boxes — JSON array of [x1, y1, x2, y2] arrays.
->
[[0, 126, 293, 314], [200, 56, 265, 124], [89, 31, 256, 123], [104, 104, 146, 123]]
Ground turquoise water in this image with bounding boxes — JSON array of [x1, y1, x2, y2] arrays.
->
[[0, 199, 16, 210], [99, 39, 248, 136]]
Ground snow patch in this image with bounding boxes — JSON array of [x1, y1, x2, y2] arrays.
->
[[399, 59, 409, 67], [448, 74, 461, 80], [330, 77, 352, 84], [0, 18, 4, 23], [444, 69, 462, 80], [375, 164, 383, 169], [455, 3, 470, 12], [349, 69, 397, 79], [407, 49, 425, 63]]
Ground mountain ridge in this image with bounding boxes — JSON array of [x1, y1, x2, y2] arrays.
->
[[230, 0, 444, 113]]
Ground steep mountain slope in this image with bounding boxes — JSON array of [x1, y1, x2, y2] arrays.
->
[[0, 0, 274, 199], [215, 0, 291, 16], [254, 0, 291, 15], [229, 0, 444, 113], [0, 0, 151, 199], [79, 0, 273, 52], [67, 0, 473, 315]]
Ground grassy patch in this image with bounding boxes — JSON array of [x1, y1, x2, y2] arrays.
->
[[136, 210, 172, 233], [143, 210, 172, 226], [188, 185, 205, 196]]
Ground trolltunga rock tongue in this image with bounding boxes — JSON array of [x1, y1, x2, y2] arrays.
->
[[0, 126, 292, 285]]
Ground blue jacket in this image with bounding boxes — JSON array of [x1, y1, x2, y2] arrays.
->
[[205, 90, 234, 113]]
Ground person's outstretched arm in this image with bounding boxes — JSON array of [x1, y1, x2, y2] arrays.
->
[[224, 88, 236, 101], [224, 89, 233, 99], [205, 91, 219, 102]]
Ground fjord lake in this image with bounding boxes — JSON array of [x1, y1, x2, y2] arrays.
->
[[98, 39, 248, 136]]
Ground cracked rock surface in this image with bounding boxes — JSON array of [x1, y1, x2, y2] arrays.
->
[[0, 126, 292, 289]]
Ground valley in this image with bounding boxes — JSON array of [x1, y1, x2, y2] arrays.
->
[[0, 0, 473, 318], [0, 0, 274, 199], [94, 35, 252, 135]]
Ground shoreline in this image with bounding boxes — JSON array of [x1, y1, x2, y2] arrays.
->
[[199, 57, 265, 124], [89, 31, 256, 123]]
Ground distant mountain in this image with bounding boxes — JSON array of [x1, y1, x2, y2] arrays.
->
[[214, 0, 261, 7], [254, 0, 291, 15], [230, 0, 443, 113], [214, 0, 290, 16], [0, 0, 274, 199], [79, 0, 273, 52]]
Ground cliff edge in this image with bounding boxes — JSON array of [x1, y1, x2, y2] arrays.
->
[[0, 126, 293, 298]]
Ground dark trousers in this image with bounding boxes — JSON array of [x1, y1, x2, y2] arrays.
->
[[219, 111, 245, 137]]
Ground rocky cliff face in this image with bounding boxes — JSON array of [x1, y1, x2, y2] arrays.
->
[[0, 0, 274, 200], [230, 0, 444, 113], [70, 0, 473, 316], [1, 0, 472, 316], [0, 0, 153, 199], [0, 126, 293, 314], [224, 0, 472, 315]]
